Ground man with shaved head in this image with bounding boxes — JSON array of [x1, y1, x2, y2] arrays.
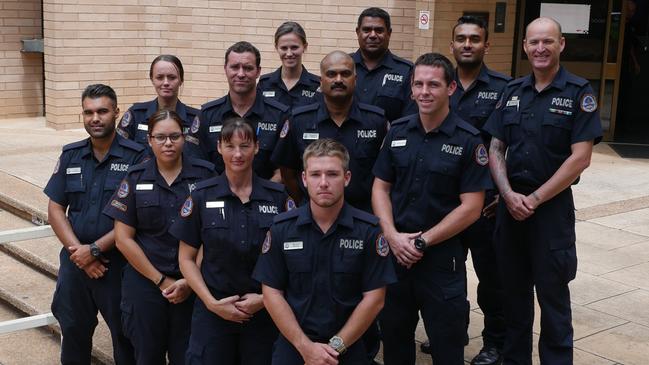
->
[[272, 50, 388, 214], [483, 17, 602, 364]]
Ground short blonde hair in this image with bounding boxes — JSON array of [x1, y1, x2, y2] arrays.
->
[[302, 138, 350, 172]]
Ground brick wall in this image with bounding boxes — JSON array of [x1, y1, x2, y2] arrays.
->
[[42, 0, 418, 129], [0, 0, 43, 119]]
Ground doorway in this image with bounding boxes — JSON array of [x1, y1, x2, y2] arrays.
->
[[513, 0, 649, 144]]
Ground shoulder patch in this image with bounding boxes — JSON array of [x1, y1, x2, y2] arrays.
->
[[264, 98, 290, 112], [279, 120, 290, 138], [375, 234, 390, 257], [190, 115, 201, 134], [180, 196, 193, 217], [358, 102, 385, 116], [120, 111, 132, 128], [285, 197, 297, 211], [62, 139, 88, 152], [261, 230, 272, 254], [117, 179, 129, 198], [580, 94, 598, 113], [52, 158, 60, 175], [475, 144, 489, 166], [111, 199, 127, 212], [495, 95, 504, 110]]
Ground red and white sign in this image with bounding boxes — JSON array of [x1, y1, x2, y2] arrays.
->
[[419, 10, 430, 30]]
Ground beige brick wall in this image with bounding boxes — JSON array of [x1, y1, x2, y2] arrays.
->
[[42, 0, 519, 129], [43, 0, 419, 129], [0, 0, 43, 119]]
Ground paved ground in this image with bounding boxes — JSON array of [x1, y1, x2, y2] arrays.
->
[[0, 117, 647, 364]]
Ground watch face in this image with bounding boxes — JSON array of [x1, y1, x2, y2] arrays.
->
[[415, 238, 426, 251]]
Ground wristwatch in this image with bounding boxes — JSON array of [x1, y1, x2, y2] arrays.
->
[[89, 242, 102, 258], [328, 335, 346, 354], [414, 237, 427, 252]]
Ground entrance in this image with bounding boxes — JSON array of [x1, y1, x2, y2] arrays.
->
[[513, 0, 649, 143]]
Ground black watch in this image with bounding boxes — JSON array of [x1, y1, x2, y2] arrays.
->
[[414, 237, 427, 252], [89, 242, 102, 258]]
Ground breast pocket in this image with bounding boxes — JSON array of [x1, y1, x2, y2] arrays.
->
[[258, 130, 278, 152], [135, 191, 165, 231], [541, 115, 572, 152], [469, 104, 496, 129], [285, 251, 312, 295], [332, 250, 363, 304], [64, 171, 85, 193], [201, 211, 229, 261], [427, 160, 461, 195], [503, 114, 523, 143]]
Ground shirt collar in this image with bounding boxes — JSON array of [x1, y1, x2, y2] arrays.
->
[[295, 202, 355, 230], [313, 99, 364, 126], [80, 134, 125, 160], [210, 173, 273, 202], [223, 90, 267, 119], [352, 49, 397, 70], [406, 112, 457, 136], [453, 64, 490, 92], [521, 66, 568, 91]]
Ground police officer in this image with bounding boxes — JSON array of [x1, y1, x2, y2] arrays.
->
[[483, 17, 602, 365], [189, 41, 290, 181], [272, 51, 388, 213], [254, 139, 396, 365], [448, 15, 511, 365], [352, 7, 416, 122], [258, 21, 321, 109], [45, 84, 143, 364], [104, 110, 214, 364], [372, 53, 491, 365], [117, 55, 202, 158], [172, 118, 290, 364]]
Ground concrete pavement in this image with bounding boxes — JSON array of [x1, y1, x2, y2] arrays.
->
[[0, 117, 647, 364]]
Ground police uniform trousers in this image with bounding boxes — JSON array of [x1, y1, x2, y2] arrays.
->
[[461, 189, 505, 349], [120, 265, 194, 365], [271, 335, 367, 365], [185, 296, 277, 365], [380, 241, 467, 365], [494, 188, 577, 365], [52, 249, 135, 365]]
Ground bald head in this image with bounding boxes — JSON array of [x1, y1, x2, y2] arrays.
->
[[320, 51, 356, 74], [526, 17, 562, 39]]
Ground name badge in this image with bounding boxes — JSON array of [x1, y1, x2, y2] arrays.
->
[[66, 167, 81, 175], [303, 133, 319, 140], [283, 241, 304, 250], [135, 184, 154, 191], [137, 124, 148, 131], [209, 125, 222, 133], [263, 91, 276, 97], [206, 201, 225, 208], [391, 139, 407, 147]]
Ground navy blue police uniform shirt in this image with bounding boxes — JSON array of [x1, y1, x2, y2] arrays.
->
[[258, 67, 321, 109], [169, 174, 291, 298], [483, 66, 603, 193], [117, 99, 203, 158], [271, 99, 388, 211], [373, 113, 492, 235], [44, 135, 145, 257], [351, 49, 417, 122], [102, 156, 214, 277], [451, 65, 511, 143], [253, 203, 396, 341], [190, 90, 290, 179]]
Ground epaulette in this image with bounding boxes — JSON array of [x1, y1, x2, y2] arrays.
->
[[259, 178, 285, 192], [350, 206, 379, 226], [131, 100, 155, 111], [273, 208, 300, 223], [189, 158, 215, 171], [358, 102, 385, 116], [457, 119, 481, 136], [390, 115, 411, 126], [263, 97, 290, 113], [292, 103, 319, 116], [507, 77, 526, 87], [62, 139, 88, 152], [259, 73, 272, 81], [305, 73, 321, 84], [127, 159, 149, 173], [186, 105, 200, 117], [194, 176, 221, 191], [566, 72, 588, 87], [487, 69, 513, 82], [118, 136, 146, 152], [391, 53, 414, 67], [201, 97, 227, 110]]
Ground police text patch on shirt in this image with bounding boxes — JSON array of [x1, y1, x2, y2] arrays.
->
[[382, 73, 404, 86], [110, 163, 129, 172], [302, 90, 316, 98], [441, 144, 463, 156], [136, 183, 154, 191], [206, 201, 225, 208], [66, 167, 81, 175], [258, 204, 278, 214], [283, 241, 303, 250], [478, 91, 499, 100], [262, 231, 271, 254], [340, 238, 364, 250], [180, 197, 193, 217], [357, 130, 377, 138], [111, 199, 127, 212], [209, 125, 222, 133], [391, 139, 407, 147], [257, 122, 277, 132]]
